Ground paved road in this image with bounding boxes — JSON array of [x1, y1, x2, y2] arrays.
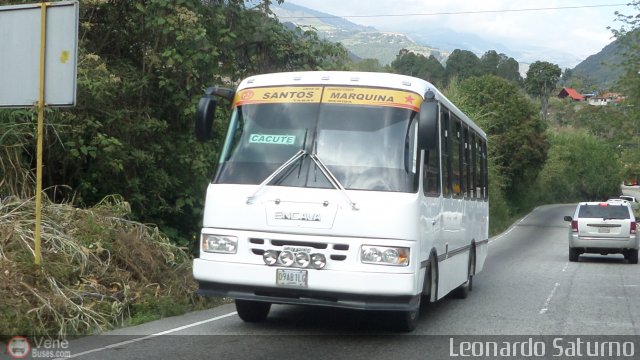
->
[[23, 204, 640, 360]]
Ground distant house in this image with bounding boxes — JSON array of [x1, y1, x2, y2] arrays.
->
[[587, 92, 625, 106], [557, 87, 585, 101]]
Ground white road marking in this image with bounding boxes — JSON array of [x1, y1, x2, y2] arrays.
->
[[489, 212, 532, 246], [561, 262, 569, 272], [57, 311, 238, 359], [539, 282, 560, 314]]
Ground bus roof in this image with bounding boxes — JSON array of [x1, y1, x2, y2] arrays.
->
[[236, 71, 486, 138]]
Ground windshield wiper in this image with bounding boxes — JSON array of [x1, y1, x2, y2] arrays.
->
[[309, 153, 359, 211], [246, 149, 307, 205]]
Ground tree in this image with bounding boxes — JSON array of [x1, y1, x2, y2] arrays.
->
[[560, 68, 573, 85], [480, 50, 522, 84], [524, 61, 561, 121], [445, 49, 481, 81], [480, 50, 500, 76], [390, 49, 445, 86], [496, 55, 522, 84], [536, 131, 622, 202], [610, 1, 640, 188], [453, 75, 549, 199]]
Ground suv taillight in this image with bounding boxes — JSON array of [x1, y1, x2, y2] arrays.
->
[[632, 221, 637, 234], [571, 220, 578, 232]]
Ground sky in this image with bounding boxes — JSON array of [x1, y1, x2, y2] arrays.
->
[[286, 0, 632, 64]]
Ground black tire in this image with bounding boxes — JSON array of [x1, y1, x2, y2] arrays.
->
[[424, 254, 438, 303], [628, 249, 639, 264], [569, 247, 579, 262], [235, 299, 271, 322], [394, 299, 420, 332]]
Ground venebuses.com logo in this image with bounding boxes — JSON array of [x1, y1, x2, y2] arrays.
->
[[6, 336, 30, 359], [5, 336, 71, 359]]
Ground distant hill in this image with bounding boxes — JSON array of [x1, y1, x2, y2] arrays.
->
[[271, 2, 447, 65], [272, 2, 625, 80], [571, 37, 626, 89]]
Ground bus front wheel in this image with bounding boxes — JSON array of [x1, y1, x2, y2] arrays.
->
[[235, 299, 271, 322], [394, 299, 420, 332]]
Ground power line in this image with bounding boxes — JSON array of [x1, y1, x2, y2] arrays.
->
[[277, 3, 630, 20]]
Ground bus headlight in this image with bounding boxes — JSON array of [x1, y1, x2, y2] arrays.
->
[[361, 245, 409, 266], [202, 235, 237, 254]]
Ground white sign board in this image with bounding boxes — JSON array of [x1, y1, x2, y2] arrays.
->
[[0, 1, 79, 107]]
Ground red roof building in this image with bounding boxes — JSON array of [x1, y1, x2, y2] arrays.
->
[[558, 87, 584, 101]]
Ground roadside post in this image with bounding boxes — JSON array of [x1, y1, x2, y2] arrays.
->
[[0, 1, 79, 265]]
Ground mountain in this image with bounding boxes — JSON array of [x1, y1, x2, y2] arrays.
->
[[273, 2, 629, 82], [571, 37, 626, 89], [271, 2, 447, 65], [405, 27, 582, 68]]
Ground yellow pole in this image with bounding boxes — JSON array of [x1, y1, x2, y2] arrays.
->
[[34, 2, 48, 265]]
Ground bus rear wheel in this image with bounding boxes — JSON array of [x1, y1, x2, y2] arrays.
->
[[235, 299, 271, 322], [452, 249, 475, 299]]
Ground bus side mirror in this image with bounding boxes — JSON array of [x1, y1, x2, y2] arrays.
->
[[195, 95, 216, 142], [195, 86, 235, 142], [418, 90, 438, 150]]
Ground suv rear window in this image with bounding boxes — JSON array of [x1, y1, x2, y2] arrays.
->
[[578, 205, 630, 219]]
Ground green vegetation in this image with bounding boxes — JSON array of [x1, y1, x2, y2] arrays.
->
[[0, 195, 220, 337], [525, 61, 562, 121], [1, 0, 639, 335], [389, 48, 522, 88], [536, 130, 622, 202]]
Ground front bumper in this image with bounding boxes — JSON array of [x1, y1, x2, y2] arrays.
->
[[193, 259, 421, 311]]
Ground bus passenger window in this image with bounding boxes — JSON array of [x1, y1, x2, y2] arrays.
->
[[451, 118, 462, 197], [441, 109, 451, 197], [423, 123, 440, 196]]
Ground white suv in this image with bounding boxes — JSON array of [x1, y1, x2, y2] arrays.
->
[[563, 201, 638, 263]]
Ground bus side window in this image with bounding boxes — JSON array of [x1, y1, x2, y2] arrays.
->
[[471, 132, 480, 199], [481, 140, 488, 200], [423, 108, 440, 196], [451, 117, 463, 198], [441, 108, 451, 197], [463, 125, 470, 198]]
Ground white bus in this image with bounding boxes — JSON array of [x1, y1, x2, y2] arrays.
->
[[193, 71, 488, 331]]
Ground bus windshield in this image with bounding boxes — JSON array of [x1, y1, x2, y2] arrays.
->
[[214, 102, 419, 192]]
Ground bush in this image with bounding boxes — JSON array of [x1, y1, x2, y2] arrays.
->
[[536, 130, 623, 202]]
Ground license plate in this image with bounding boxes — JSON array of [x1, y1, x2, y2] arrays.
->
[[276, 268, 308, 288], [598, 227, 610, 233]]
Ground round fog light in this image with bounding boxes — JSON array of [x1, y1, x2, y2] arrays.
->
[[295, 252, 310, 268], [278, 250, 295, 267], [310, 253, 326, 269], [263, 250, 278, 265]]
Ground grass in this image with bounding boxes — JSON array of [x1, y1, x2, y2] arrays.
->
[[0, 194, 222, 338]]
